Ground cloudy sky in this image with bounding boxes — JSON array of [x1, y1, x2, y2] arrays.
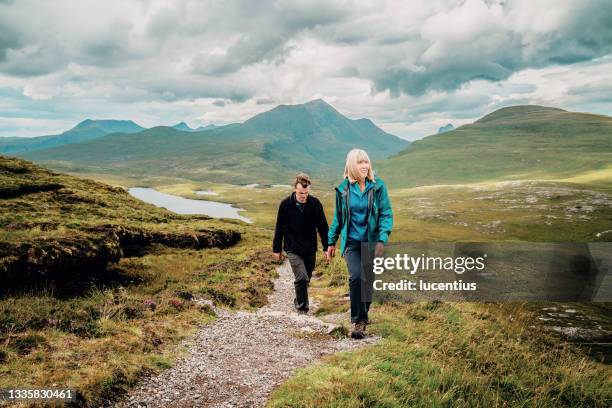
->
[[1, 0, 612, 140]]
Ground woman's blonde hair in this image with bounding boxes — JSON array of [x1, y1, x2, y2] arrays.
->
[[343, 148, 376, 183]]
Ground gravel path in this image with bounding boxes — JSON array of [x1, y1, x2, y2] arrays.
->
[[112, 260, 380, 408]]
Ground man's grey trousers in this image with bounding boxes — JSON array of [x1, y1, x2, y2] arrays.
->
[[286, 252, 316, 312]]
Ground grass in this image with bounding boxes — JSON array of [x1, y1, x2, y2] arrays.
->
[[267, 301, 611, 407], [82, 171, 612, 244], [0, 230, 279, 407], [75, 172, 336, 229], [0, 156, 242, 284], [266, 174, 612, 407], [388, 179, 612, 243], [2, 154, 612, 407], [554, 167, 612, 190], [0, 156, 279, 406], [309, 256, 350, 316]]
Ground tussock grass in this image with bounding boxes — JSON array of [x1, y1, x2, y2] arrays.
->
[[0, 156, 278, 406], [3, 155, 611, 406], [270, 175, 612, 407], [268, 301, 611, 407], [0, 229, 278, 407]]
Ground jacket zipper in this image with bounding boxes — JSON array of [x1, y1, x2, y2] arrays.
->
[[366, 188, 374, 238]]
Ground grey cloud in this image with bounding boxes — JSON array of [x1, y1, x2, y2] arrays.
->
[[365, 0, 612, 96], [1, 0, 610, 137], [191, 32, 289, 76], [146, 80, 253, 103], [316, 28, 369, 45], [87, 65, 257, 103], [375, 62, 515, 97], [212, 99, 226, 107], [544, 4, 612, 65], [255, 98, 275, 105], [400, 92, 493, 123], [189, 0, 349, 76], [0, 7, 25, 62], [567, 82, 612, 104], [77, 21, 140, 66], [0, 46, 67, 77], [0, 2, 141, 77], [146, 6, 182, 38], [274, 1, 346, 29]]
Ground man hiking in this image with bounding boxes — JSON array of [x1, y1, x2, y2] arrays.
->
[[273, 173, 329, 314]]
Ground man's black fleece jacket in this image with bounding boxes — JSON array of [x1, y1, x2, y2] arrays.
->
[[273, 192, 329, 256]]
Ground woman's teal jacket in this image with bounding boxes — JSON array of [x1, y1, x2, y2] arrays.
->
[[328, 176, 393, 256]]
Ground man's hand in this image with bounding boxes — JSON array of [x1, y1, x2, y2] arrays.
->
[[374, 242, 385, 258], [326, 245, 336, 259], [272, 252, 282, 262]]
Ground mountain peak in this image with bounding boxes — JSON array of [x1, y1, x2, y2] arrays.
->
[[476, 105, 567, 124], [438, 124, 455, 134], [273, 98, 334, 111], [76, 119, 94, 127], [304, 98, 329, 106], [172, 122, 194, 132], [303, 98, 339, 113], [245, 99, 343, 129], [70, 119, 144, 135], [74, 119, 141, 128]]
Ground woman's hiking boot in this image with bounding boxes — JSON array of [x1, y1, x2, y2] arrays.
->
[[350, 322, 366, 339]]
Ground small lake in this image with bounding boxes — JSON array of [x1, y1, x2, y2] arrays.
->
[[128, 187, 251, 223]]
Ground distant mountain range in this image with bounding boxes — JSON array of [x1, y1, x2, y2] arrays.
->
[[0, 119, 222, 155], [170, 122, 220, 132], [0, 119, 145, 155], [378, 105, 612, 188], [17, 99, 409, 185], [8, 102, 609, 188]]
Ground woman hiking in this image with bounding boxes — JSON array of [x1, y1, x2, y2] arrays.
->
[[326, 148, 393, 339]]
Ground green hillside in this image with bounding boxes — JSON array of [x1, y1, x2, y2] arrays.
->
[[0, 155, 241, 284], [377, 106, 612, 188], [0, 156, 280, 405], [20, 100, 409, 185], [0, 119, 144, 155]]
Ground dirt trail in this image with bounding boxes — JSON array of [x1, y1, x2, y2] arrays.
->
[[112, 260, 380, 407]]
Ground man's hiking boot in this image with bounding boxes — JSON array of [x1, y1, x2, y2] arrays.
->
[[294, 298, 309, 314], [350, 322, 366, 339]]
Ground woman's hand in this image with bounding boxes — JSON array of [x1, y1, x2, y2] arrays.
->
[[374, 242, 385, 258], [326, 245, 336, 260]]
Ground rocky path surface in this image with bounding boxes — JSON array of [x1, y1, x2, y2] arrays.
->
[[112, 261, 380, 408]]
